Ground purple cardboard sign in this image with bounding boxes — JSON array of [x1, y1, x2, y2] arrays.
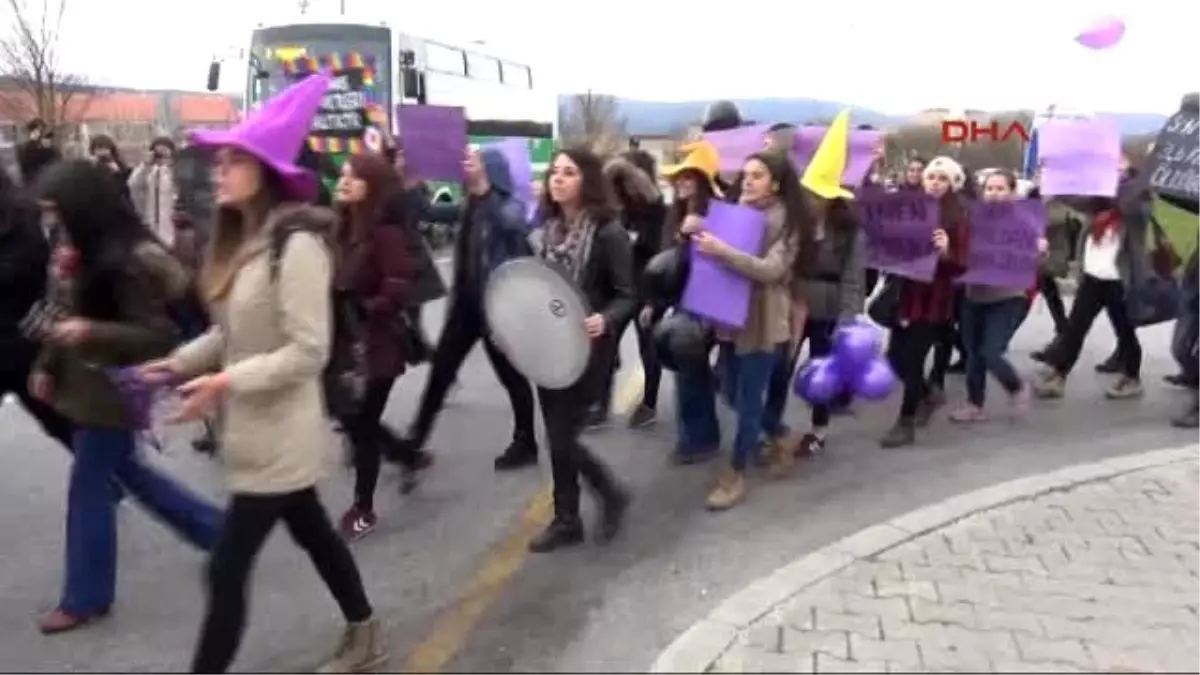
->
[[395, 105, 468, 182], [854, 189, 941, 282], [680, 201, 768, 329], [702, 124, 773, 172], [1037, 118, 1121, 197], [956, 199, 1047, 288], [486, 138, 534, 223]]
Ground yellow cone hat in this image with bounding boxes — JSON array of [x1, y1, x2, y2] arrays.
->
[[801, 109, 855, 200], [662, 140, 723, 196]]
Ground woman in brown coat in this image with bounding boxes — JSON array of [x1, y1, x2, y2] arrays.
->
[[332, 152, 431, 541]]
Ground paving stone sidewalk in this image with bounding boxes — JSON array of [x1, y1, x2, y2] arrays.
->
[[705, 457, 1200, 673]]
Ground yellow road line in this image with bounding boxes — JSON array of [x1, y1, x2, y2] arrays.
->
[[399, 488, 554, 673]]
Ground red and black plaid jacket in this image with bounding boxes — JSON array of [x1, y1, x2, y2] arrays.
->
[[898, 202, 969, 324]]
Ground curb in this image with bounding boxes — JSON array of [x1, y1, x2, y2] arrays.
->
[[650, 444, 1199, 674]]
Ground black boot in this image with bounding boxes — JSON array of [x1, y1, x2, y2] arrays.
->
[[594, 483, 630, 545], [494, 433, 538, 471], [1094, 350, 1122, 374], [1171, 392, 1199, 429], [528, 516, 584, 553]]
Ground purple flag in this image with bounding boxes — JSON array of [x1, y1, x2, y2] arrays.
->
[[793, 126, 884, 187], [1037, 118, 1121, 197], [854, 189, 941, 282], [956, 200, 1047, 287], [486, 138, 534, 221], [680, 201, 768, 329], [702, 124, 772, 172], [395, 105, 468, 182]]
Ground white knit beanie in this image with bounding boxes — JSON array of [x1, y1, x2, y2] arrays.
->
[[923, 156, 966, 192]]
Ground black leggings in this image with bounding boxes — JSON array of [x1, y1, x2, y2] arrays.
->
[[1038, 273, 1070, 335], [540, 364, 620, 521], [888, 322, 944, 418], [191, 488, 372, 673], [345, 376, 422, 512], [598, 314, 663, 411], [1046, 274, 1142, 379], [409, 302, 537, 447]]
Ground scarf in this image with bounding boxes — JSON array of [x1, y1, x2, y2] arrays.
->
[[542, 214, 595, 283], [1090, 208, 1121, 243]]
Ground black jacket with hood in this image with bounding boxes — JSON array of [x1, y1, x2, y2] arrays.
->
[[451, 147, 531, 305], [0, 185, 50, 359]]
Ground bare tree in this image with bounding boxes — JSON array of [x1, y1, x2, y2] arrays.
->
[[560, 90, 627, 156], [0, 0, 90, 130]]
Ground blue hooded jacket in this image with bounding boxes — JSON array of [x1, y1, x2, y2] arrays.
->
[[452, 147, 531, 300]]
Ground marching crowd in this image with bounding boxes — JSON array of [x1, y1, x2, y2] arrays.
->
[[0, 71, 1196, 674]]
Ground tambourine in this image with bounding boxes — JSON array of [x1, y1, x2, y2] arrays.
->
[[484, 258, 592, 389]]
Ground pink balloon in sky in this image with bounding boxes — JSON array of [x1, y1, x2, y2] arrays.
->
[[1076, 16, 1126, 50]]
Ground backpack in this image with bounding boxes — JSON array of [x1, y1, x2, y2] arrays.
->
[[267, 222, 367, 420]]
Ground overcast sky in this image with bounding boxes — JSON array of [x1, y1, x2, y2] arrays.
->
[[7, 0, 1195, 114]]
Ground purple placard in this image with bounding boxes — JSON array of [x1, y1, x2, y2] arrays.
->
[[395, 105, 468, 182], [486, 138, 534, 222], [956, 200, 1047, 288], [702, 124, 773, 172], [854, 189, 941, 282], [680, 201, 768, 329], [1037, 118, 1121, 197], [793, 126, 884, 187]]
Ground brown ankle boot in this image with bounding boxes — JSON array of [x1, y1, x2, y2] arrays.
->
[[880, 417, 916, 448], [318, 616, 388, 673]]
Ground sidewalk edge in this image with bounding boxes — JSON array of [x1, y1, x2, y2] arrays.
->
[[649, 444, 1199, 674]]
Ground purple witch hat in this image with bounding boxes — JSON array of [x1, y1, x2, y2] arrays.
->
[[189, 73, 332, 201]]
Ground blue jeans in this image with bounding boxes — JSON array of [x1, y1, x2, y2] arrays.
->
[[674, 362, 721, 457], [961, 297, 1027, 406], [718, 343, 784, 471], [61, 426, 222, 614]]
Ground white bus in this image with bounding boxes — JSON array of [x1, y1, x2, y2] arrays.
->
[[209, 16, 556, 171]]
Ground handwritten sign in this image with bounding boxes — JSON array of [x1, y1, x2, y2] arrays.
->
[[854, 189, 941, 281], [956, 200, 1046, 288], [1146, 108, 1199, 208], [311, 71, 367, 135], [1037, 118, 1121, 197]]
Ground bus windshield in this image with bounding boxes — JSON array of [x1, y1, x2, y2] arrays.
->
[[248, 23, 391, 118]]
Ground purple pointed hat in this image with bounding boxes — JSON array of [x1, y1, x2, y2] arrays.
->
[[189, 73, 331, 201]]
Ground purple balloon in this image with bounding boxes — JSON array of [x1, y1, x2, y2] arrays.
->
[[853, 356, 897, 401], [833, 322, 883, 375], [794, 357, 843, 405]]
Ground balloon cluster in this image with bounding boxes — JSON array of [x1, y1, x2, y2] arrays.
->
[[794, 318, 897, 405]]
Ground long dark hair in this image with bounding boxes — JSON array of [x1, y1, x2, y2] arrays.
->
[[337, 152, 401, 242], [540, 147, 616, 223], [0, 167, 34, 234], [744, 150, 814, 258], [664, 168, 715, 244], [36, 159, 153, 318]]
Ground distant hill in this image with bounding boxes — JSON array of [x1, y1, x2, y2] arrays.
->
[[557, 95, 1169, 137]]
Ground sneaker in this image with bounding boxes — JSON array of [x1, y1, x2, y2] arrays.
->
[[528, 517, 585, 553], [339, 507, 378, 542], [1105, 376, 1144, 400], [1031, 371, 1066, 399], [1171, 393, 1199, 428], [627, 404, 657, 429], [796, 433, 826, 457], [318, 616, 388, 673], [1164, 373, 1189, 388], [494, 438, 538, 471], [949, 404, 988, 423], [705, 468, 747, 511], [37, 607, 110, 635]]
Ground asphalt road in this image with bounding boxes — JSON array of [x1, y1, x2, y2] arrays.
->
[[0, 268, 1193, 673]]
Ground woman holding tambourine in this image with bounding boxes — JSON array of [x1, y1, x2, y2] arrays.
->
[[527, 147, 635, 554]]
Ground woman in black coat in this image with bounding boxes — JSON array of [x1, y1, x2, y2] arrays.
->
[[528, 147, 635, 553]]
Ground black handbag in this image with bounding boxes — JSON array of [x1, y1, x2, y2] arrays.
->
[[323, 294, 368, 419], [867, 275, 903, 328]]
